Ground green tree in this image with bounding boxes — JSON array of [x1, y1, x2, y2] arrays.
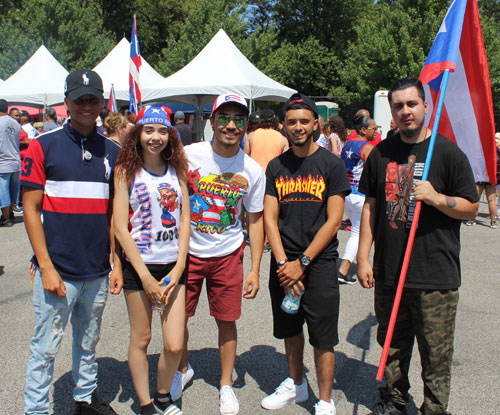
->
[[248, 0, 371, 55], [259, 36, 340, 96], [133, 0, 191, 70], [0, 0, 114, 79], [157, 0, 248, 75], [339, 0, 500, 116]]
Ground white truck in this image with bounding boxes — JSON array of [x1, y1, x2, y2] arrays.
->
[[373, 90, 391, 140]]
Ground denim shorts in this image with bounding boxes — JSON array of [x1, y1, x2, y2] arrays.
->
[[0, 171, 20, 208]]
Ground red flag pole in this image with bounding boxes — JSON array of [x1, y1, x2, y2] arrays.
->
[[376, 202, 422, 380], [376, 69, 451, 381]]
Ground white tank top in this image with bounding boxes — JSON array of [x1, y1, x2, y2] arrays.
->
[[129, 165, 182, 264]]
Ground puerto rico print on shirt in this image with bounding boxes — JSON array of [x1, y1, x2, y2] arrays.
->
[[187, 168, 249, 234]]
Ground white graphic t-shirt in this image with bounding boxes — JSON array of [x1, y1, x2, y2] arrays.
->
[[129, 165, 183, 264], [185, 141, 265, 257]]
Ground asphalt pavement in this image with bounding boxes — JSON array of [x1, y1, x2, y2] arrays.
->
[[1, 200, 499, 414]]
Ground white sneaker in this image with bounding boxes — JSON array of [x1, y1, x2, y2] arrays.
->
[[314, 399, 336, 415], [219, 385, 239, 415], [170, 363, 194, 401], [261, 377, 308, 410], [163, 403, 183, 415]]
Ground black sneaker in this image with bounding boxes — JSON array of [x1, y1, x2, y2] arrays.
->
[[140, 401, 161, 415], [74, 389, 117, 415], [370, 401, 406, 415], [154, 392, 183, 414], [338, 272, 357, 285], [0, 217, 13, 227]]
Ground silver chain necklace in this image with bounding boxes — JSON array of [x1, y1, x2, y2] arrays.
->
[[210, 141, 239, 174]]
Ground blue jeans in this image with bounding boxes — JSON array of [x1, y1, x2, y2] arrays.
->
[[24, 268, 109, 414], [0, 170, 20, 209]]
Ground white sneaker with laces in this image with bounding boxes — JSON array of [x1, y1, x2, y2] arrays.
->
[[261, 377, 308, 410], [170, 363, 194, 401], [219, 385, 239, 415], [314, 399, 336, 415]]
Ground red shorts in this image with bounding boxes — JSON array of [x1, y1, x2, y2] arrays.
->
[[185, 243, 245, 321]]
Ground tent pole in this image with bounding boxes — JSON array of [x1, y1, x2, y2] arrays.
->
[[196, 96, 203, 142]]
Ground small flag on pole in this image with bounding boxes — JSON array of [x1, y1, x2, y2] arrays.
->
[[420, 0, 496, 183], [107, 84, 117, 112], [129, 15, 142, 114]]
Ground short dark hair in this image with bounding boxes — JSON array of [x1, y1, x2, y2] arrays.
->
[[0, 99, 8, 113], [9, 107, 19, 115], [388, 77, 425, 104], [45, 107, 57, 119], [353, 115, 372, 133]]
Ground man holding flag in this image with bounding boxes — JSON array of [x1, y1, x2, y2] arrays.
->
[[357, 77, 478, 415]]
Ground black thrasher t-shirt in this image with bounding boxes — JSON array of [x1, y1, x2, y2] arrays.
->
[[265, 146, 351, 260], [359, 133, 478, 289]]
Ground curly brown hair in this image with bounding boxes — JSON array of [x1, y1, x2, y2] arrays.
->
[[328, 115, 347, 143], [260, 117, 279, 130], [115, 124, 188, 185], [104, 112, 127, 135]]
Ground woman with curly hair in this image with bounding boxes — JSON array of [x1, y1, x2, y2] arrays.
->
[[113, 106, 189, 415], [328, 115, 347, 157]]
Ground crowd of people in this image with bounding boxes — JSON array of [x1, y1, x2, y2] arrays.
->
[[0, 69, 494, 415]]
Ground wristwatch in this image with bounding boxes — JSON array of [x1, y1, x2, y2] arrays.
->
[[277, 259, 288, 266], [299, 254, 311, 267]]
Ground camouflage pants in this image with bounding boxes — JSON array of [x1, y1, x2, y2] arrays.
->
[[375, 283, 458, 415]]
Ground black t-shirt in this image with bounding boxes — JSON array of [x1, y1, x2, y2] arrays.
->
[[265, 146, 351, 260], [359, 133, 478, 289]]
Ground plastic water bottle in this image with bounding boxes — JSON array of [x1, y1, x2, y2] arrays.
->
[[152, 277, 171, 313], [281, 287, 303, 314]]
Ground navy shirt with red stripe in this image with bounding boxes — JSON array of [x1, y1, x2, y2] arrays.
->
[[21, 122, 120, 281]]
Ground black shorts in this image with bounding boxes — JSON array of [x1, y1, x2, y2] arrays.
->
[[268, 257, 340, 349], [122, 259, 186, 291]]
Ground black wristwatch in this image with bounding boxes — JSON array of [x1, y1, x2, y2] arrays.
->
[[277, 259, 288, 266], [299, 254, 311, 267]]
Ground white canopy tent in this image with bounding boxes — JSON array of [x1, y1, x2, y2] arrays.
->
[[144, 29, 296, 139], [93, 37, 165, 106], [145, 29, 296, 105], [0, 45, 69, 107]]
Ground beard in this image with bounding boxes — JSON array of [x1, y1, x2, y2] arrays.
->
[[401, 122, 424, 139], [289, 133, 313, 147]]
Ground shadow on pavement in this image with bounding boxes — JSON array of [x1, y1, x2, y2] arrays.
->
[[336, 313, 419, 415], [51, 325, 421, 415], [53, 356, 148, 414], [235, 344, 315, 413]]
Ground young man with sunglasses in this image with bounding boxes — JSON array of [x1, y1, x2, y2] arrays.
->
[[262, 93, 350, 415], [21, 69, 122, 415], [174, 94, 265, 414]]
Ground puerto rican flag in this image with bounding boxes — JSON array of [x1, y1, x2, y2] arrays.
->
[[107, 83, 117, 112], [129, 15, 142, 114], [420, 0, 496, 183]]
